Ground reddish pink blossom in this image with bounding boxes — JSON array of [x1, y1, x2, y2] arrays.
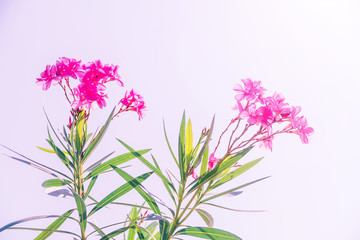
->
[[36, 65, 62, 90], [208, 153, 219, 170], [119, 90, 146, 120], [56, 57, 84, 79], [234, 78, 266, 102], [256, 106, 274, 126], [296, 118, 314, 144], [239, 103, 258, 125], [265, 93, 291, 121], [290, 106, 303, 129], [258, 130, 274, 151], [71, 83, 107, 110], [103, 64, 124, 86], [190, 169, 198, 179]]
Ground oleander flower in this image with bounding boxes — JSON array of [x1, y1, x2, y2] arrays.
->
[[118, 89, 146, 120], [36, 65, 62, 90]]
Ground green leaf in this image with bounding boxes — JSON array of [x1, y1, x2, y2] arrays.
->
[[34, 209, 75, 240], [136, 226, 145, 240], [117, 139, 176, 193], [83, 107, 115, 161], [151, 155, 176, 205], [46, 139, 74, 171], [200, 146, 209, 176], [72, 190, 87, 233], [140, 222, 158, 240], [187, 147, 252, 195], [88, 172, 153, 217], [201, 176, 270, 203], [192, 115, 215, 170], [88, 222, 106, 238], [159, 219, 169, 240], [84, 149, 151, 181], [211, 157, 263, 189], [195, 209, 214, 228], [43, 110, 73, 158], [42, 179, 71, 188], [2, 146, 72, 181], [128, 207, 138, 240], [175, 227, 242, 240], [163, 120, 179, 167], [111, 166, 161, 215], [37, 146, 70, 156], [0, 214, 78, 233], [100, 226, 132, 240], [178, 112, 186, 182], [202, 202, 266, 213], [7, 227, 80, 238], [83, 176, 98, 200], [185, 119, 193, 161]]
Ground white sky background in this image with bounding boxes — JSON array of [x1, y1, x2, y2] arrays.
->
[[0, 0, 359, 239]]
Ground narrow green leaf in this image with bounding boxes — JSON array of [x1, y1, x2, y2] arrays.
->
[[111, 166, 161, 215], [72, 190, 87, 233], [84, 149, 151, 181], [178, 112, 186, 182], [37, 146, 70, 156], [83, 107, 115, 161], [0, 214, 77, 232], [187, 147, 253, 195], [159, 220, 169, 240], [185, 119, 193, 160], [151, 155, 176, 205], [211, 157, 263, 189], [88, 172, 153, 217], [46, 139, 74, 171], [100, 226, 132, 240], [83, 176, 98, 200], [190, 115, 215, 174], [128, 207, 138, 240], [117, 139, 176, 193], [202, 203, 266, 213], [2, 146, 72, 181], [88, 222, 106, 238], [43, 110, 73, 157], [42, 179, 71, 188], [175, 227, 242, 240], [8, 227, 80, 238], [195, 209, 214, 228], [136, 226, 145, 240], [140, 222, 158, 240], [163, 120, 179, 167], [201, 176, 270, 203], [34, 209, 75, 240], [200, 146, 209, 176]]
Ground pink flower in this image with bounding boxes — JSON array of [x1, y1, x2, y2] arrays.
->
[[258, 130, 274, 151], [190, 169, 198, 179], [234, 78, 266, 102], [56, 57, 84, 79], [208, 153, 219, 170], [296, 118, 314, 144], [71, 82, 107, 110], [36, 65, 62, 90], [119, 90, 146, 120], [103, 64, 124, 86], [290, 106, 303, 129], [256, 105, 274, 126], [240, 103, 258, 125], [265, 93, 291, 121]]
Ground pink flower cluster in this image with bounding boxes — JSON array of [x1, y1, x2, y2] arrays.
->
[[36, 57, 145, 120], [234, 78, 314, 148], [116, 90, 146, 120]]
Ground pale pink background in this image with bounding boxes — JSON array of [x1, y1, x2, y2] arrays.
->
[[1, 1, 359, 239]]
